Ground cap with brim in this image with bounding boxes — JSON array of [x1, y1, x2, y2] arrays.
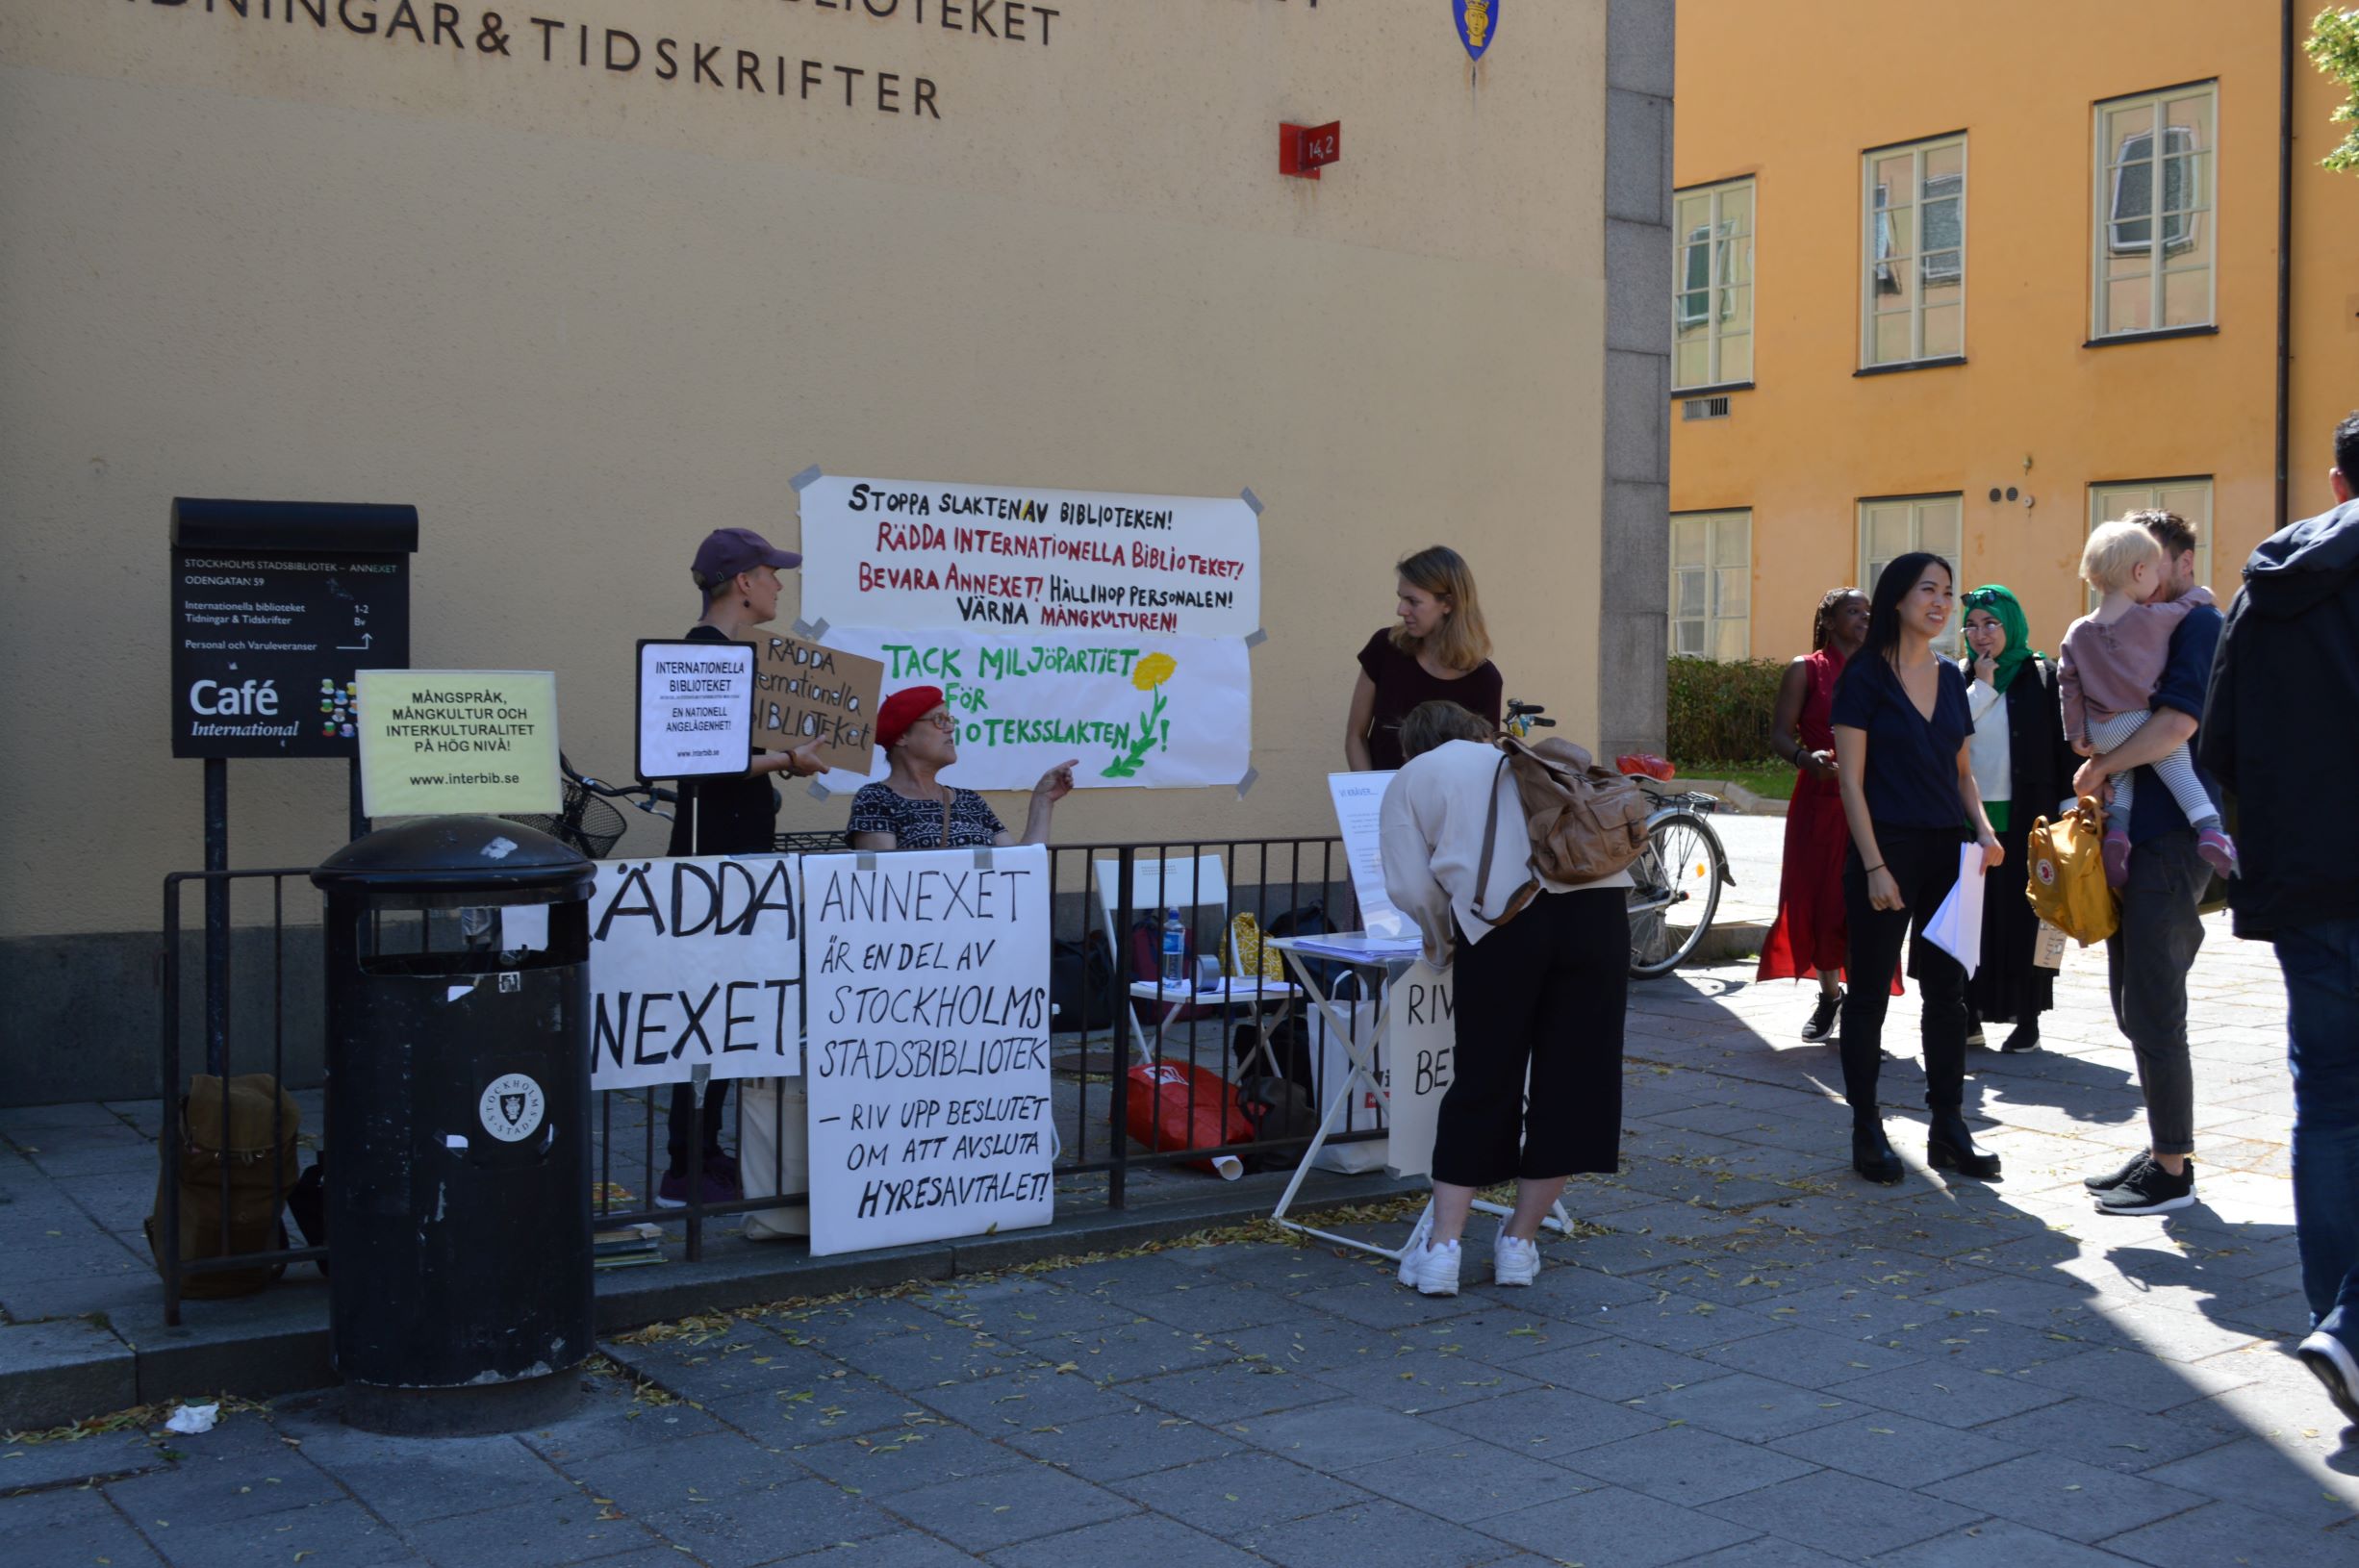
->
[[693, 526, 802, 582]]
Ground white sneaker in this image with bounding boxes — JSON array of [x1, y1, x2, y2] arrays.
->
[[1395, 1206, 1435, 1289], [1401, 1239, 1461, 1297], [1493, 1231, 1541, 1287]]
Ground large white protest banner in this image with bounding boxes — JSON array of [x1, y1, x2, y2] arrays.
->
[[816, 628, 1251, 791], [526, 855, 803, 1092], [802, 847, 1054, 1256], [799, 476, 1260, 640]]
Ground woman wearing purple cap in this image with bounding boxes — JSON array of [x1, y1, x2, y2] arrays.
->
[[659, 527, 826, 1207]]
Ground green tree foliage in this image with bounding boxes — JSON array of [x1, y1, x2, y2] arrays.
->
[[2309, 7, 2359, 172]]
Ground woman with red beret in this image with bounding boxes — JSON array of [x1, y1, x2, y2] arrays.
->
[[848, 686, 1078, 849]]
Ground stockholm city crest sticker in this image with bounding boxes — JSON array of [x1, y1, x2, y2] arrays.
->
[[479, 1073, 546, 1143], [1454, 0, 1499, 63]]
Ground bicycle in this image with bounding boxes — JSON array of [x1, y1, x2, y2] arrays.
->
[[1502, 700, 1732, 979]]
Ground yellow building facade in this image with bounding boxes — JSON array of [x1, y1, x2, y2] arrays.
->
[[1670, 0, 2359, 664]]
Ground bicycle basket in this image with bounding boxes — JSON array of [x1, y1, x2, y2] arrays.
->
[[507, 784, 628, 861]]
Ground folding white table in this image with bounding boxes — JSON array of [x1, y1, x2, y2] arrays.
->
[[1264, 934, 1574, 1265]]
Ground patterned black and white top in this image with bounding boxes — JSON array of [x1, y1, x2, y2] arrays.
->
[[846, 782, 1005, 849]]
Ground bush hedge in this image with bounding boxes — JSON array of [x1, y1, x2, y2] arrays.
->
[[1666, 655, 1787, 764]]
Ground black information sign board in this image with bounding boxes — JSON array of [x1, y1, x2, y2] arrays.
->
[[169, 499, 418, 760]]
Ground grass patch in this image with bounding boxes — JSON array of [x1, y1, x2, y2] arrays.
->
[[1674, 759, 1795, 802]]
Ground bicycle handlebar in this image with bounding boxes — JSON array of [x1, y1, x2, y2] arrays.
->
[[559, 754, 678, 808]]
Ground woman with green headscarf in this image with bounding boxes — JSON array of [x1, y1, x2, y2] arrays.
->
[[1958, 584, 2075, 1052]]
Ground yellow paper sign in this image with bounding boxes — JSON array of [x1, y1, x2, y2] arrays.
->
[[356, 670, 562, 818]]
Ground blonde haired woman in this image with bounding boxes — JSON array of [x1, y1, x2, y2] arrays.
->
[[1345, 545, 1503, 771]]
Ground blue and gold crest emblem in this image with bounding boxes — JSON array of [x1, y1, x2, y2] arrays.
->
[[1453, 0, 1499, 63]]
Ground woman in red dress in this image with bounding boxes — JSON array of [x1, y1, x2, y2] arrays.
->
[[1758, 588, 1871, 1040]]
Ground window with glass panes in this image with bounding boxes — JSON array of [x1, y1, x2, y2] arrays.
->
[[2093, 86, 2215, 337], [1862, 138, 1965, 367], [1669, 511, 1751, 661], [1673, 180, 1754, 391], [1858, 495, 1964, 653], [2087, 479, 2213, 607]]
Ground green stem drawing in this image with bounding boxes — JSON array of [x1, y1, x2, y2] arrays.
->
[[1101, 688, 1168, 778]]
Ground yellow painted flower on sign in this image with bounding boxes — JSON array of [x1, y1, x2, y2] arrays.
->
[[1132, 652, 1178, 692]]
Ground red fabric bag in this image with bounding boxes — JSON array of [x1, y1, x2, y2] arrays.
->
[[1122, 1063, 1254, 1174]]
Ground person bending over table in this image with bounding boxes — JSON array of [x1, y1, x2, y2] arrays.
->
[[846, 685, 1076, 849], [1378, 698, 1631, 1297]]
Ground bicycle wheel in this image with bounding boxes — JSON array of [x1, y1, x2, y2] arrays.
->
[[1627, 810, 1725, 979]]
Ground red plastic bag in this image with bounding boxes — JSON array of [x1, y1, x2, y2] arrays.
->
[[1123, 1063, 1253, 1175], [1616, 752, 1676, 781]]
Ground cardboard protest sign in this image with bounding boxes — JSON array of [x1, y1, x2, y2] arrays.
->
[[816, 628, 1251, 792], [747, 629, 882, 774], [573, 854, 803, 1091], [801, 847, 1054, 1255], [355, 670, 561, 817]]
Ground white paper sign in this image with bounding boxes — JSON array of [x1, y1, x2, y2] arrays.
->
[[1923, 845, 1987, 978], [568, 855, 803, 1091], [1382, 961, 1454, 1179], [802, 847, 1054, 1256], [637, 639, 753, 781], [1329, 772, 1408, 940], [817, 628, 1251, 792], [799, 475, 1260, 640]]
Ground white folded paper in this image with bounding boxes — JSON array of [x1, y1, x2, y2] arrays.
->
[[1923, 844, 1987, 978]]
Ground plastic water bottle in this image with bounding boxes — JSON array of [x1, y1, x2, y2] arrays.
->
[[1161, 909, 1187, 990]]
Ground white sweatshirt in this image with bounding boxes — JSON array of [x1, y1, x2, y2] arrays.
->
[[1378, 739, 1634, 969]]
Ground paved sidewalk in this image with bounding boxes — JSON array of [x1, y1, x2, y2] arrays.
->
[[8, 913, 2347, 1567]]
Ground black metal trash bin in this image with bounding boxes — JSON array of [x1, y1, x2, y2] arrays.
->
[[312, 816, 596, 1435]]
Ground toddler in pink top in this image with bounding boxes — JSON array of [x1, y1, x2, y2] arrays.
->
[[2058, 520, 2237, 887]]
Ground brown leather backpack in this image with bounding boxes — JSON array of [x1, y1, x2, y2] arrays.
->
[[1472, 735, 1653, 924], [144, 1074, 299, 1299]]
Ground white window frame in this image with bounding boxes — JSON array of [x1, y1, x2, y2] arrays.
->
[[1669, 510, 1752, 662], [2087, 478, 2214, 608], [1860, 136, 1966, 368], [2092, 84, 2218, 339], [1673, 178, 1755, 391], [1857, 494, 1965, 654]]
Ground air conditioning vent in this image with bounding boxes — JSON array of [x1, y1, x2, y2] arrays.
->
[[1681, 395, 1732, 421]]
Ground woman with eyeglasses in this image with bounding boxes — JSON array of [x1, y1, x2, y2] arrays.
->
[[1957, 585, 2074, 1054], [846, 685, 1077, 850]]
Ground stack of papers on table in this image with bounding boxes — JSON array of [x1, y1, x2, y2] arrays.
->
[[1281, 932, 1424, 964]]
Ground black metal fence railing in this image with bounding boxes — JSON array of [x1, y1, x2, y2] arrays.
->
[[154, 837, 1388, 1325]]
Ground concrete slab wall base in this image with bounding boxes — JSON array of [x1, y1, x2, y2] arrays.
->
[[0, 1168, 1420, 1432]]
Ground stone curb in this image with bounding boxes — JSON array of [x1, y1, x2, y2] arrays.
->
[[0, 1166, 1420, 1431]]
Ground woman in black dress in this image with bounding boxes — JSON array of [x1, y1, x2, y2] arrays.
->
[[1958, 585, 2074, 1054], [1830, 552, 2005, 1185], [1344, 544, 1502, 771]]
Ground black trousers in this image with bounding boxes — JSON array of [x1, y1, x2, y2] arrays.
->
[[666, 1081, 729, 1176], [1839, 824, 1969, 1114], [1432, 888, 1629, 1188]]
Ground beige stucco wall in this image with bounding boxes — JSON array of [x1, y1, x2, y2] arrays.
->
[[0, 0, 1615, 948]]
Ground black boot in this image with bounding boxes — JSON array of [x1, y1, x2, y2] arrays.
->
[[1852, 1111, 1902, 1185], [1928, 1110, 2002, 1179]]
